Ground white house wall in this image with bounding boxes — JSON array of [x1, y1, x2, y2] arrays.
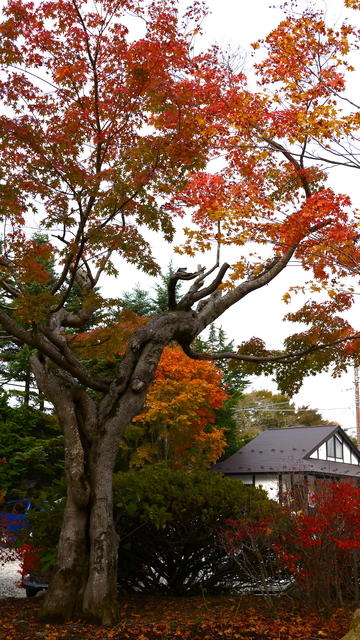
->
[[254, 474, 279, 500], [226, 473, 279, 499]]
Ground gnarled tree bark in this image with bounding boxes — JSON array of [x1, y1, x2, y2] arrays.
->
[[28, 306, 204, 624]]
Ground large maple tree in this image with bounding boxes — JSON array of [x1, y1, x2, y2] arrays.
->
[[1, 0, 360, 625]]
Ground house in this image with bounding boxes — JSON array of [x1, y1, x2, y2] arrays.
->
[[209, 425, 360, 500]]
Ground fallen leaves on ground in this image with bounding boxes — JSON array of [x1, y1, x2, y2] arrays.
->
[[0, 594, 355, 640]]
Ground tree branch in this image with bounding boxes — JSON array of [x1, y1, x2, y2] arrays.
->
[[167, 267, 202, 310], [0, 309, 110, 392], [177, 262, 230, 311], [0, 257, 25, 295], [180, 332, 360, 365], [0, 278, 21, 298], [259, 133, 312, 198], [197, 246, 298, 332]]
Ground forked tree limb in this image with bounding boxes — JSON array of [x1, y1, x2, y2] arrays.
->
[[177, 262, 230, 310], [167, 267, 202, 310]]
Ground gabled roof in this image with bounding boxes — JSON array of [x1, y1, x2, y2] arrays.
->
[[210, 425, 360, 479]]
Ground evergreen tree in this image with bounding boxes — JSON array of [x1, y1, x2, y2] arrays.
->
[[0, 232, 56, 407], [193, 324, 249, 459], [151, 261, 182, 312], [0, 390, 64, 498], [0, 232, 103, 407], [121, 261, 182, 317], [121, 284, 155, 317], [194, 324, 247, 395]]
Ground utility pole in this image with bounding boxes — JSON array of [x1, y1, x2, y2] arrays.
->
[[355, 367, 360, 449]]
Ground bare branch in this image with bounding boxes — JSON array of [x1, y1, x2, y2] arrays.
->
[[176, 263, 230, 311], [180, 331, 360, 365], [167, 267, 202, 310]]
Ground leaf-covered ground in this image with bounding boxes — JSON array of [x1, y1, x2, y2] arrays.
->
[[0, 594, 355, 640]]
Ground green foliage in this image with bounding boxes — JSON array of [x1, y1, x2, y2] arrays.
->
[[0, 232, 57, 408], [121, 261, 182, 317], [15, 481, 67, 570], [151, 261, 182, 313], [0, 344, 38, 408], [121, 284, 156, 317], [115, 470, 173, 528], [0, 391, 64, 498], [193, 324, 248, 459], [113, 465, 275, 595], [194, 325, 248, 396], [0, 232, 100, 406], [26, 232, 57, 297], [0, 231, 103, 409], [211, 389, 244, 459]]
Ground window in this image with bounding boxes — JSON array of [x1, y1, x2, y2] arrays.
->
[[335, 434, 343, 459], [326, 435, 343, 460], [327, 437, 335, 458]]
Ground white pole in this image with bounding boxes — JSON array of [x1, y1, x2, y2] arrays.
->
[[355, 367, 360, 449]]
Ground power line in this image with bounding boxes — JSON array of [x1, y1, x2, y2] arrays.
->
[[234, 404, 350, 413]]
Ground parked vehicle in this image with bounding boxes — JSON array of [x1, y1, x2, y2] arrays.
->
[[21, 570, 50, 598], [0, 500, 33, 538]]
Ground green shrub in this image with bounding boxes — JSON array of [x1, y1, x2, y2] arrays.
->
[[14, 482, 67, 570], [15, 468, 276, 596], [113, 465, 275, 595]]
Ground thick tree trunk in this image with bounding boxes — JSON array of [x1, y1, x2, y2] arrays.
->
[[37, 492, 89, 622], [82, 437, 120, 624], [37, 424, 121, 624], [30, 335, 172, 625], [29, 309, 207, 624], [37, 436, 120, 625]]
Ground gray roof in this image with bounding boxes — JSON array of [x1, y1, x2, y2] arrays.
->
[[210, 425, 360, 479]]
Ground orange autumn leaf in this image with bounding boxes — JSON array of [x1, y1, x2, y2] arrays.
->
[[129, 346, 228, 469]]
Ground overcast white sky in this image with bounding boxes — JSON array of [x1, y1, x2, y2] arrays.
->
[[118, 0, 360, 435]]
